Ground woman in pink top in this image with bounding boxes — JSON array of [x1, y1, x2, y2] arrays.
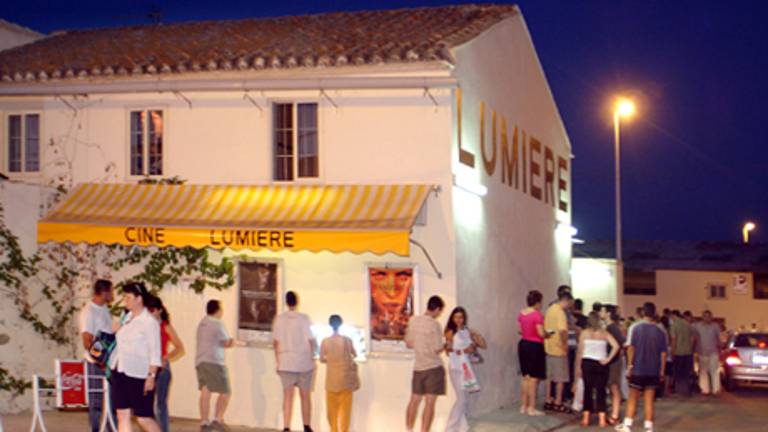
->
[[518, 290, 548, 416]]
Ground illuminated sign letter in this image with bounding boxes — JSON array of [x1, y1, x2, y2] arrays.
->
[[529, 137, 543, 201], [456, 88, 475, 168], [480, 103, 497, 176], [557, 156, 569, 212], [500, 120, 519, 189], [544, 146, 555, 207]]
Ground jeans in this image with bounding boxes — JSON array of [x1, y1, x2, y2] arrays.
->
[[155, 364, 172, 432], [87, 362, 115, 432], [698, 354, 721, 394], [446, 369, 471, 432], [673, 355, 694, 396], [582, 359, 608, 413]]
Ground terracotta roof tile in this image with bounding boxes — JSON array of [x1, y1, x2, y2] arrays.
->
[[0, 4, 518, 82]]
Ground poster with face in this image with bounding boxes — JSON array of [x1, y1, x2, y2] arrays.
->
[[369, 266, 415, 345], [238, 261, 278, 332]]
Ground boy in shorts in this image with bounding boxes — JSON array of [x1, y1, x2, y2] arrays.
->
[[616, 302, 667, 432]]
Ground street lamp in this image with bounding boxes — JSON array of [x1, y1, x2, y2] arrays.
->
[[743, 222, 756, 244], [613, 97, 635, 302]]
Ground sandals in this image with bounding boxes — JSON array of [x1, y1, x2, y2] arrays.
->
[[608, 416, 621, 426], [552, 404, 574, 414]]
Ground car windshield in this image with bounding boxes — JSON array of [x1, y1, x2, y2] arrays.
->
[[734, 333, 768, 348]]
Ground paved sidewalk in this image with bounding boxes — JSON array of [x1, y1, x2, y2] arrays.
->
[[3, 410, 275, 432]]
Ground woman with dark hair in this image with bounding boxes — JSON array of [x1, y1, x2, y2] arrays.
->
[[518, 290, 548, 416], [146, 296, 185, 432], [110, 282, 162, 432], [444, 307, 487, 432], [320, 314, 359, 432], [575, 311, 620, 427]]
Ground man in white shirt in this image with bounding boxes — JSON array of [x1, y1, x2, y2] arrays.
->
[[79, 279, 114, 432], [196, 300, 234, 431], [273, 291, 316, 432], [405, 295, 445, 432]]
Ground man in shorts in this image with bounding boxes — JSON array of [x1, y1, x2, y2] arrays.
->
[[617, 302, 667, 432], [273, 291, 316, 432], [196, 300, 234, 431], [405, 295, 446, 432], [544, 290, 573, 412]]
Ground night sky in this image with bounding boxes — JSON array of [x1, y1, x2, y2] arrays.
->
[[3, 0, 767, 243]]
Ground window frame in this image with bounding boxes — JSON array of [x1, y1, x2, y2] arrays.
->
[[270, 100, 322, 183], [4, 111, 42, 177], [126, 108, 166, 179], [706, 283, 727, 300]]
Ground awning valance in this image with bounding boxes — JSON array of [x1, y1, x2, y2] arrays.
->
[[37, 183, 433, 256]]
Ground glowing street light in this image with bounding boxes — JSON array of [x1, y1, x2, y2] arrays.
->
[[743, 222, 756, 244], [613, 96, 636, 302]]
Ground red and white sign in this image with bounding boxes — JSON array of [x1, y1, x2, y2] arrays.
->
[[55, 359, 88, 408]]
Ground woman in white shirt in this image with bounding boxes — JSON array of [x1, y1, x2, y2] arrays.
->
[[575, 311, 620, 428], [110, 282, 162, 432], [444, 307, 487, 432]]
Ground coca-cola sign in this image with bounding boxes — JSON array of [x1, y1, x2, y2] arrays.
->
[[56, 360, 88, 408]]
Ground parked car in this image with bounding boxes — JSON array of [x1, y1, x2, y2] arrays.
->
[[721, 332, 768, 390]]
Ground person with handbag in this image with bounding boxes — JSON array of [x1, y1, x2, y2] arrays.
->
[[109, 282, 162, 432], [320, 315, 359, 432], [80, 279, 116, 432], [444, 307, 487, 432]]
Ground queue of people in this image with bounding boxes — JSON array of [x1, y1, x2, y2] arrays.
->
[[517, 284, 728, 432], [80, 280, 488, 432]]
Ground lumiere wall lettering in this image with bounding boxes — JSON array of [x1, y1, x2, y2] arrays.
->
[[209, 229, 295, 249], [457, 88, 569, 212]]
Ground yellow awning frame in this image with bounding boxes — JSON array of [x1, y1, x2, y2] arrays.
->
[[37, 183, 433, 256]]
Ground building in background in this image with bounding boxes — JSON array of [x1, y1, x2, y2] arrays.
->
[[0, 5, 572, 429], [0, 19, 44, 52], [572, 240, 768, 331]]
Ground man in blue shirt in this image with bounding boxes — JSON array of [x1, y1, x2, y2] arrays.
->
[[616, 302, 667, 432]]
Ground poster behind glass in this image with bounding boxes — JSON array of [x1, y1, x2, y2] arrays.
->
[[369, 266, 416, 352], [238, 262, 278, 337]]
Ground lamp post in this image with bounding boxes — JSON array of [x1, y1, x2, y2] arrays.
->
[[743, 222, 756, 244], [613, 98, 635, 304]]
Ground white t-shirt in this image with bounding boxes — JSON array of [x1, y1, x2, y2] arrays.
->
[[79, 301, 114, 363], [273, 310, 315, 373]]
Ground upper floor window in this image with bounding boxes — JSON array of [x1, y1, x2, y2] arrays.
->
[[130, 110, 163, 176], [623, 269, 657, 296], [273, 102, 318, 181], [7, 114, 40, 173]]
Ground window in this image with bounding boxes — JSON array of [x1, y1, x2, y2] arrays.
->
[[623, 269, 656, 295], [130, 110, 163, 176], [7, 114, 40, 173], [273, 102, 318, 181], [755, 273, 768, 299], [706, 283, 726, 299]]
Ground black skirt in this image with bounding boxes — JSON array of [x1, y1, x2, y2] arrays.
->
[[518, 339, 546, 379], [111, 371, 155, 418]]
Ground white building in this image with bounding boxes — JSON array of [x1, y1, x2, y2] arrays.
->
[[572, 240, 768, 331], [0, 19, 44, 53], [0, 5, 572, 430]]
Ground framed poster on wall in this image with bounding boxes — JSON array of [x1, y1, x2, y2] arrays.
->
[[367, 264, 418, 353], [237, 260, 280, 344]]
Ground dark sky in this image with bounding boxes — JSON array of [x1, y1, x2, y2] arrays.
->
[[3, 0, 767, 243]]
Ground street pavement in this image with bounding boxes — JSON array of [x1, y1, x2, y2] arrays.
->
[[471, 385, 768, 432], [5, 386, 767, 431]]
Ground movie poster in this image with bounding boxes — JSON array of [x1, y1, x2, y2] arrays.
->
[[237, 261, 278, 332], [369, 266, 416, 349]]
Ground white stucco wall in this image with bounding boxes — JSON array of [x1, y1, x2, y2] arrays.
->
[[571, 258, 618, 308], [1, 84, 459, 430], [0, 182, 73, 413], [0, 20, 43, 52], [449, 13, 573, 414]]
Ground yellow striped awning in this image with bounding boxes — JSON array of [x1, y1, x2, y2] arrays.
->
[[37, 183, 433, 256]]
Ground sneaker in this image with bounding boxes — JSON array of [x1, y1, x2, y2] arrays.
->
[[527, 408, 545, 416], [615, 424, 632, 432], [200, 424, 211, 432], [210, 420, 231, 432]]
